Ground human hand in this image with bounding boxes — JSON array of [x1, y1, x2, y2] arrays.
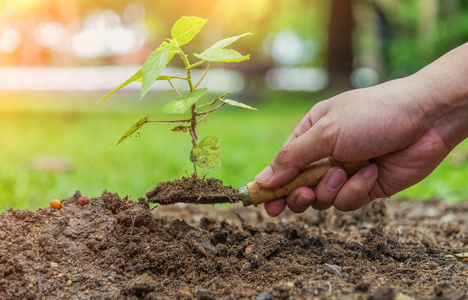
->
[[255, 71, 467, 216]]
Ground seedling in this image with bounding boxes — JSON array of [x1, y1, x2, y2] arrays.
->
[[99, 16, 255, 175]]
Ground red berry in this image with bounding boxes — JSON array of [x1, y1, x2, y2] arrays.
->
[[78, 196, 90, 206]]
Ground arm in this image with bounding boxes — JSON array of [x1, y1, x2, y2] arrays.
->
[[256, 43, 468, 216]]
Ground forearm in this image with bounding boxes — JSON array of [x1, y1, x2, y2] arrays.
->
[[412, 42, 468, 148]]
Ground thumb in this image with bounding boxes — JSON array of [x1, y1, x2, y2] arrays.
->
[[255, 123, 333, 188]]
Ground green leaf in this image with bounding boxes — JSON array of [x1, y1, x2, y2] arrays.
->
[[194, 32, 251, 63], [108, 115, 149, 151], [161, 88, 207, 114], [223, 99, 257, 110], [190, 136, 221, 169], [197, 92, 231, 108], [194, 49, 250, 63], [141, 43, 171, 99], [200, 32, 252, 53], [97, 69, 142, 103], [135, 75, 186, 82], [171, 16, 207, 46]]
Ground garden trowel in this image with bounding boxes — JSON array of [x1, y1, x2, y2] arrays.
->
[[237, 157, 369, 206], [149, 157, 369, 207]]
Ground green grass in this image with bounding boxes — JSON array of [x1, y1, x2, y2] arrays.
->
[[0, 91, 467, 211]]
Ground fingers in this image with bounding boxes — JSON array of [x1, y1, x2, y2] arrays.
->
[[285, 186, 315, 213], [312, 167, 347, 210], [264, 198, 287, 217], [263, 164, 379, 217], [332, 164, 378, 211], [255, 121, 334, 188], [263, 187, 315, 217]]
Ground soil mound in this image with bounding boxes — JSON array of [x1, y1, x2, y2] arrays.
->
[[146, 175, 243, 205]]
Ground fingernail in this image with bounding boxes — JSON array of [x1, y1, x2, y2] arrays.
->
[[255, 165, 274, 183], [362, 165, 377, 179], [296, 193, 313, 206], [327, 169, 346, 190]]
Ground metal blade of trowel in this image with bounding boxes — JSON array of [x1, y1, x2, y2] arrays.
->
[[182, 157, 369, 207]]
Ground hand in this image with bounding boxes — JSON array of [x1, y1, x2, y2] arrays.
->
[[255, 71, 467, 216]]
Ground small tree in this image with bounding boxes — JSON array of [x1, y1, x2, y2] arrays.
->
[[99, 16, 255, 176]]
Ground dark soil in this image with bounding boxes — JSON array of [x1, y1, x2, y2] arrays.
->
[[146, 175, 243, 205], [0, 188, 467, 299]]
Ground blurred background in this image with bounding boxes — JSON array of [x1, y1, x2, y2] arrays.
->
[[1, 0, 467, 210]]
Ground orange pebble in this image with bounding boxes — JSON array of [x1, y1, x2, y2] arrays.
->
[[50, 199, 61, 209]]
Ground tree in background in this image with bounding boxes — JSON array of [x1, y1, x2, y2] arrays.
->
[[326, 0, 354, 90]]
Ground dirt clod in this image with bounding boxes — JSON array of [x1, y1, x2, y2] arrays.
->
[[146, 175, 244, 205], [0, 191, 466, 299]]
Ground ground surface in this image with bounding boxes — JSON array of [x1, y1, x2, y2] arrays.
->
[[0, 188, 467, 299]]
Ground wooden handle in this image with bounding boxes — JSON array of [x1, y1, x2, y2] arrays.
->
[[243, 157, 369, 206]]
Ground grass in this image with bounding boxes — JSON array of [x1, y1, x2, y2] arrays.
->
[[0, 90, 467, 211]]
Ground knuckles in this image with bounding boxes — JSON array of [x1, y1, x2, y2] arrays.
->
[[274, 145, 293, 167]]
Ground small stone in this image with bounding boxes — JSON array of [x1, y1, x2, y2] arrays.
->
[[66, 279, 72, 286], [96, 236, 104, 241], [182, 291, 193, 297], [286, 282, 294, 287], [395, 293, 415, 300], [241, 262, 253, 272], [440, 214, 457, 223], [57, 273, 64, 278], [245, 245, 256, 255], [324, 264, 342, 276], [50, 262, 58, 268], [0, 230, 6, 240], [257, 292, 272, 300], [215, 244, 227, 257]]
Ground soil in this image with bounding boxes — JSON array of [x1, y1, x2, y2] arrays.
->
[[146, 175, 243, 205], [0, 186, 467, 299]]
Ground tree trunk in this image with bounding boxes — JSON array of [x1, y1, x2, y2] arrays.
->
[[326, 0, 354, 90]]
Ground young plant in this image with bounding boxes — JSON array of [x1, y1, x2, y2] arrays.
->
[[99, 16, 255, 176]]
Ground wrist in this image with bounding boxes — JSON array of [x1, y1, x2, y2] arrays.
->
[[411, 45, 468, 148]]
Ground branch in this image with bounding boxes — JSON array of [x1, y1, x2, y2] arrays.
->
[[147, 119, 191, 123], [196, 112, 210, 124], [188, 60, 206, 69], [176, 49, 194, 91], [190, 128, 198, 146], [158, 75, 187, 80], [196, 104, 213, 124], [196, 102, 226, 116], [193, 62, 211, 89], [168, 79, 183, 97]]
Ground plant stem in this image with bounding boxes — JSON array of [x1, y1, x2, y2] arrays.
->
[[188, 60, 206, 69], [176, 46, 200, 175], [196, 111, 210, 124], [193, 62, 211, 89], [196, 102, 225, 116], [189, 126, 198, 176], [190, 104, 198, 146], [147, 119, 191, 123], [177, 49, 194, 91], [158, 75, 187, 80], [168, 79, 183, 97]]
